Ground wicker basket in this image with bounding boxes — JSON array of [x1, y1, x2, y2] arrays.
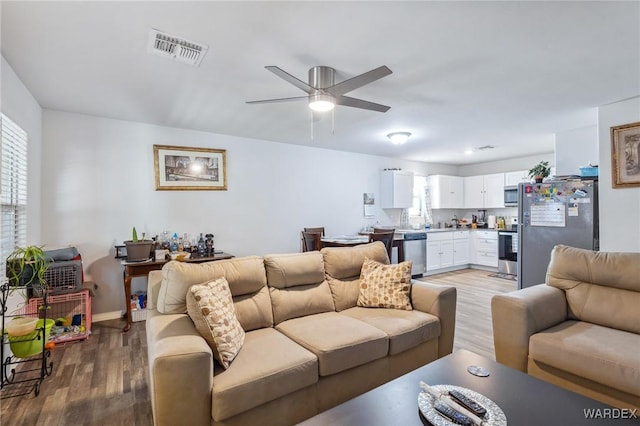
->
[[131, 309, 147, 322]]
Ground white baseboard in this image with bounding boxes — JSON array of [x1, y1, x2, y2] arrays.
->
[[92, 310, 122, 323]]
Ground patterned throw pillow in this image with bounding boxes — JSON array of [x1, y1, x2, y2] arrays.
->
[[186, 277, 245, 369], [357, 257, 413, 311]]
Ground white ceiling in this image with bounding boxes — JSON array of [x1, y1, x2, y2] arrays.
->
[[2, 1, 639, 165]]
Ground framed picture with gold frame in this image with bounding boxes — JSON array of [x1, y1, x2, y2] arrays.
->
[[154, 144, 227, 190], [610, 121, 640, 188]]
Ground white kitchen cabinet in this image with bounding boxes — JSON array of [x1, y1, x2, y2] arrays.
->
[[380, 170, 414, 208], [463, 173, 505, 209], [427, 175, 463, 209], [463, 176, 484, 208], [504, 170, 529, 186], [452, 231, 470, 265], [470, 230, 498, 267], [426, 232, 458, 271]]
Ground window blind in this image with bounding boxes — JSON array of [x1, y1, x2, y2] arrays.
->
[[1, 113, 28, 284]]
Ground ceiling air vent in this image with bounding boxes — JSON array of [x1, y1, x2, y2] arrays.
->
[[147, 29, 208, 66], [477, 145, 496, 151]]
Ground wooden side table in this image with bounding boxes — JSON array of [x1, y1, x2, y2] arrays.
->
[[120, 252, 234, 332]]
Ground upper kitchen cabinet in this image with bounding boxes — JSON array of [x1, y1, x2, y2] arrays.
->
[[380, 170, 414, 208], [427, 175, 463, 209], [463, 173, 505, 209], [504, 170, 529, 186]]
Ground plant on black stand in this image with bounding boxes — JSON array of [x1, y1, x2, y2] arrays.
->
[[6, 245, 49, 297]]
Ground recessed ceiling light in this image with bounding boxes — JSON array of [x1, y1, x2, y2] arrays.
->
[[387, 132, 411, 145]]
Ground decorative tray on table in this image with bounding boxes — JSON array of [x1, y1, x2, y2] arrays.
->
[[418, 384, 507, 426]]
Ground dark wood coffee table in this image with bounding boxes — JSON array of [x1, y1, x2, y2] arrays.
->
[[299, 349, 637, 425]]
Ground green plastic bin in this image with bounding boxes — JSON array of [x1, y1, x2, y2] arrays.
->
[[8, 319, 54, 358]]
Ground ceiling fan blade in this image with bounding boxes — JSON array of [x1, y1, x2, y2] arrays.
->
[[246, 95, 308, 105], [335, 95, 390, 113], [326, 65, 392, 97], [265, 66, 315, 94]]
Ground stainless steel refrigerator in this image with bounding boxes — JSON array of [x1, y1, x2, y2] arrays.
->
[[517, 179, 599, 289]]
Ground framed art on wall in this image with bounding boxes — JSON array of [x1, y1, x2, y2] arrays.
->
[[154, 144, 227, 190], [610, 121, 640, 188]]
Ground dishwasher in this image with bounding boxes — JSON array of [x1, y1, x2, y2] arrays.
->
[[402, 232, 427, 278]]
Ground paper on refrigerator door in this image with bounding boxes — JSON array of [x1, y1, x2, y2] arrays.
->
[[530, 203, 566, 227]]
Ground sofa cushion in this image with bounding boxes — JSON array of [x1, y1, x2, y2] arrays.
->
[[232, 286, 273, 331], [327, 276, 360, 312], [546, 245, 640, 334], [265, 252, 335, 324], [211, 328, 318, 421], [276, 311, 388, 376], [187, 278, 245, 369], [158, 256, 268, 314], [340, 307, 440, 355], [264, 252, 325, 289], [357, 258, 413, 310], [322, 242, 390, 280], [529, 320, 640, 396], [270, 283, 335, 325]]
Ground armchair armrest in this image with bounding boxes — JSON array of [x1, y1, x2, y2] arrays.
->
[[411, 280, 457, 357], [491, 284, 567, 372], [146, 310, 213, 426]]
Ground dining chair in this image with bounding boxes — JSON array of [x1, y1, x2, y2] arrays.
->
[[302, 231, 323, 252], [304, 227, 325, 236], [373, 227, 395, 234], [368, 231, 394, 259]]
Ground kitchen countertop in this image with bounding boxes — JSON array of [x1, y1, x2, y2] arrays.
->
[[426, 228, 500, 232]]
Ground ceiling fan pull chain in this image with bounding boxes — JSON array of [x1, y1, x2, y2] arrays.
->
[[332, 109, 335, 135], [310, 111, 314, 140]]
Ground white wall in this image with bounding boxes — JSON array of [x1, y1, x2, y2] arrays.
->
[[597, 96, 640, 252], [554, 126, 598, 176], [1, 56, 42, 244], [458, 153, 555, 177], [41, 110, 457, 315]]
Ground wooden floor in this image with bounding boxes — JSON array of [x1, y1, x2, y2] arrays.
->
[[0, 269, 514, 425], [0, 319, 153, 426], [418, 269, 516, 360]]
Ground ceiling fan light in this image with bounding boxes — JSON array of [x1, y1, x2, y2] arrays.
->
[[309, 93, 335, 112], [387, 132, 411, 145]]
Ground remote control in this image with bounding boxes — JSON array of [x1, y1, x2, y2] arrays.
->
[[433, 401, 474, 426], [448, 389, 487, 417]]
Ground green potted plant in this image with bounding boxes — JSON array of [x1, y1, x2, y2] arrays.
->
[[528, 161, 551, 183], [6, 245, 49, 296], [123, 227, 153, 262]]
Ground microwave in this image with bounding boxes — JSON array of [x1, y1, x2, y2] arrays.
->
[[504, 185, 518, 206]]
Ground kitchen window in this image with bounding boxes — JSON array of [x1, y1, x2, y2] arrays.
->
[[408, 176, 432, 225], [0, 113, 28, 283]]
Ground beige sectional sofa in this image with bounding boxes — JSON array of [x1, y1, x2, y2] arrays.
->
[[492, 245, 640, 410], [145, 242, 456, 426]]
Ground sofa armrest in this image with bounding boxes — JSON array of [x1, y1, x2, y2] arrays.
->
[[411, 280, 457, 357], [147, 270, 163, 311], [146, 310, 213, 426], [491, 284, 567, 372]]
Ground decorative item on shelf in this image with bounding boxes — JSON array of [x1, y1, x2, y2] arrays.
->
[[528, 160, 551, 183], [6, 245, 50, 297], [205, 234, 215, 255], [196, 233, 206, 255], [123, 227, 154, 262]]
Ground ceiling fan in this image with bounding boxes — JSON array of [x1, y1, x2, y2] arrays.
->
[[247, 65, 392, 113]]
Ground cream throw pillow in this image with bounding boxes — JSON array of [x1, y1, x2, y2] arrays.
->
[[186, 277, 245, 369], [357, 258, 413, 311]]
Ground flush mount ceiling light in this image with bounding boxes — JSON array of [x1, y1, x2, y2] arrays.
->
[[308, 93, 335, 112], [387, 132, 411, 145]]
